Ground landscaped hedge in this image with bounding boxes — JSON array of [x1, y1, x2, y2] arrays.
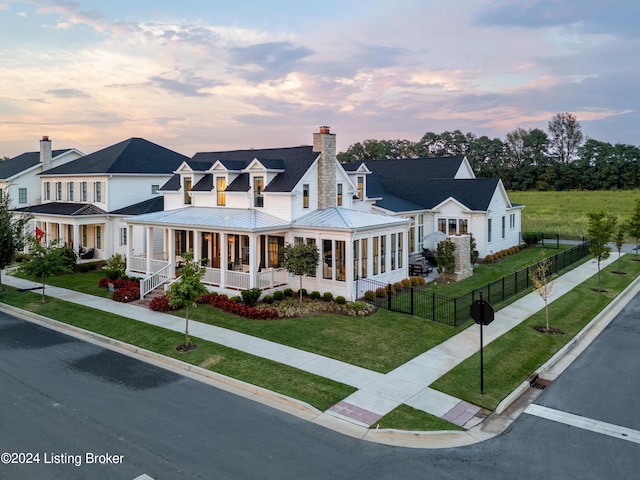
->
[[149, 295, 173, 312], [198, 293, 279, 320], [111, 286, 140, 303], [98, 278, 139, 290]]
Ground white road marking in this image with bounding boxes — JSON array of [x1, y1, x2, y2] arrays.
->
[[525, 404, 640, 445], [133, 475, 155, 480]]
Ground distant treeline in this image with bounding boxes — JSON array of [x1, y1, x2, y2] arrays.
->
[[337, 113, 640, 191]]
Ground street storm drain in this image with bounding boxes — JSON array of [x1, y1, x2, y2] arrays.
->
[[532, 378, 551, 390], [528, 373, 551, 390]]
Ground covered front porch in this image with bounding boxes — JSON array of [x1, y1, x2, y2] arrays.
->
[[125, 208, 292, 297]]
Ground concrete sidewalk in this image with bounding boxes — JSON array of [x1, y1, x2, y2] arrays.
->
[[0, 253, 627, 446]]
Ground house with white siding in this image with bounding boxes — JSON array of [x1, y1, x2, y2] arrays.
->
[[0, 136, 84, 209], [125, 127, 412, 301], [12, 137, 189, 260], [343, 156, 523, 259]]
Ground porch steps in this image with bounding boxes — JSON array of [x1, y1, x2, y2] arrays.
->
[[132, 285, 166, 308]]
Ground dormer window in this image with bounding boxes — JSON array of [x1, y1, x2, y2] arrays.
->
[[357, 176, 364, 200], [184, 177, 192, 205], [254, 176, 264, 208], [216, 176, 226, 206]]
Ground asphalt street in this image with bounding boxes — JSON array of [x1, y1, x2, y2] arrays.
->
[[1, 292, 639, 480]]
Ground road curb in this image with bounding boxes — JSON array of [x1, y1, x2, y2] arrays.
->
[[495, 270, 640, 414], [0, 303, 322, 420]]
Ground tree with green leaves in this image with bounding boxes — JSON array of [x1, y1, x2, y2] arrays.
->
[[0, 193, 32, 291], [627, 199, 640, 260], [469, 233, 479, 266], [166, 250, 207, 349], [586, 210, 616, 291], [435, 239, 456, 275], [280, 243, 319, 303], [548, 112, 583, 164], [18, 239, 74, 303], [529, 251, 555, 333]]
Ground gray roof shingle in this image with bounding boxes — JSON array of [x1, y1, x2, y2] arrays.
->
[[0, 149, 74, 179], [12, 202, 107, 216], [42, 138, 188, 175]]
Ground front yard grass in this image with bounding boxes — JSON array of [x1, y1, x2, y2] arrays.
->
[[184, 305, 457, 373], [0, 287, 355, 411], [430, 255, 640, 411]]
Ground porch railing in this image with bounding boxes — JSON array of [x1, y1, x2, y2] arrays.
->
[[139, 263, 172, 299], [257, 268, 289, 289], [128, 256, 169, 275]]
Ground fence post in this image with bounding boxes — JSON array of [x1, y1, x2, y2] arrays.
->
[[432, 292, 436, 321], [453, 297, 457, 326], [502, 276, 505, 303], [387, 283, 392, 311], [410, 287, 414, 316]]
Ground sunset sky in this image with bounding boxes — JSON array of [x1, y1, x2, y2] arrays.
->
[[1, 0, 638, 158]]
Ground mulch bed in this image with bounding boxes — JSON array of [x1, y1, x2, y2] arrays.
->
[[533, 325, 565, 335]]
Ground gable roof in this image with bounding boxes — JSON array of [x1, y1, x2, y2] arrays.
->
[[355, 156, 467, 179], [12, 202, 107, 216], [0, 149, 75, 180], [360, 157, 498, 212], [191, 146, 318, 193], [42, 138, 188, 175]]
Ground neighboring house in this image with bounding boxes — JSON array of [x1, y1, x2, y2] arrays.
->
[[343, 156, 523, 258], [0, 136, 84, 209], [125, 127, 412, 301], [12, 138, 189, 260]]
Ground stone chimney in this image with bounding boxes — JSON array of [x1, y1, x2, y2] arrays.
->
[[313, 126, 337, 210], [40, 136, 53, 171]]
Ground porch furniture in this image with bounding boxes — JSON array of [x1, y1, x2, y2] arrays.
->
[[79, 247, 94, 260]]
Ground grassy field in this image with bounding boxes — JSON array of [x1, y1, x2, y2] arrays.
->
[[509, 190, 640, 239]]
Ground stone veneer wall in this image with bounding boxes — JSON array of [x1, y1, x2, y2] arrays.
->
[[313, 128, 337, 210], [450, 235, 473, 281]]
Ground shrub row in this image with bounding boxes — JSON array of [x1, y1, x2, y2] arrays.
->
[[362, 276, 426, 301], [111, 286, 140, 303], [149, 295, 174, 312], [198, 293, 279, 320], [99, 278, 139, 290], [484, 245, 521, 263]]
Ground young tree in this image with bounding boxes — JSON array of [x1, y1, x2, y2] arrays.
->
[[0, 193, 32, 291], [529, 252, 555, 333], [435, 239, 456, 275], [627, 199, 640, 260], [280, 243, 319, 303], [18, 239, 74, 303], [548, 112, 583, 164], [166, 250, 207, 349], [613, 221, 626, 274], [586, 211, 616, 291], [469, 233, 479, 266]]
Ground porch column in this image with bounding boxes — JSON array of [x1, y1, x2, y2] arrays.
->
[[249, 233, 257, 289], [168, 228, 176, 277], [193, 230, 201, 264], [46, 222, 52, 245], [127, 225, 134, 258], [145, 226, 154, 274], [73, 224, 80, 256], [346, 234, 355, 301], [220, 232, 228, 288]]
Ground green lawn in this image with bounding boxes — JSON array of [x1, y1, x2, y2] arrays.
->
[[0, 287, 355, 411], [509, 190, 640, 239], [430, 255, 640, 410]]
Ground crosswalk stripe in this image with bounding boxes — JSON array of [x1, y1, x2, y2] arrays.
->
[[525, 404, 640, 445]]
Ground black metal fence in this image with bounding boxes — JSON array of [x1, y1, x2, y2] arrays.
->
[[358, 242, 590, 327]]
